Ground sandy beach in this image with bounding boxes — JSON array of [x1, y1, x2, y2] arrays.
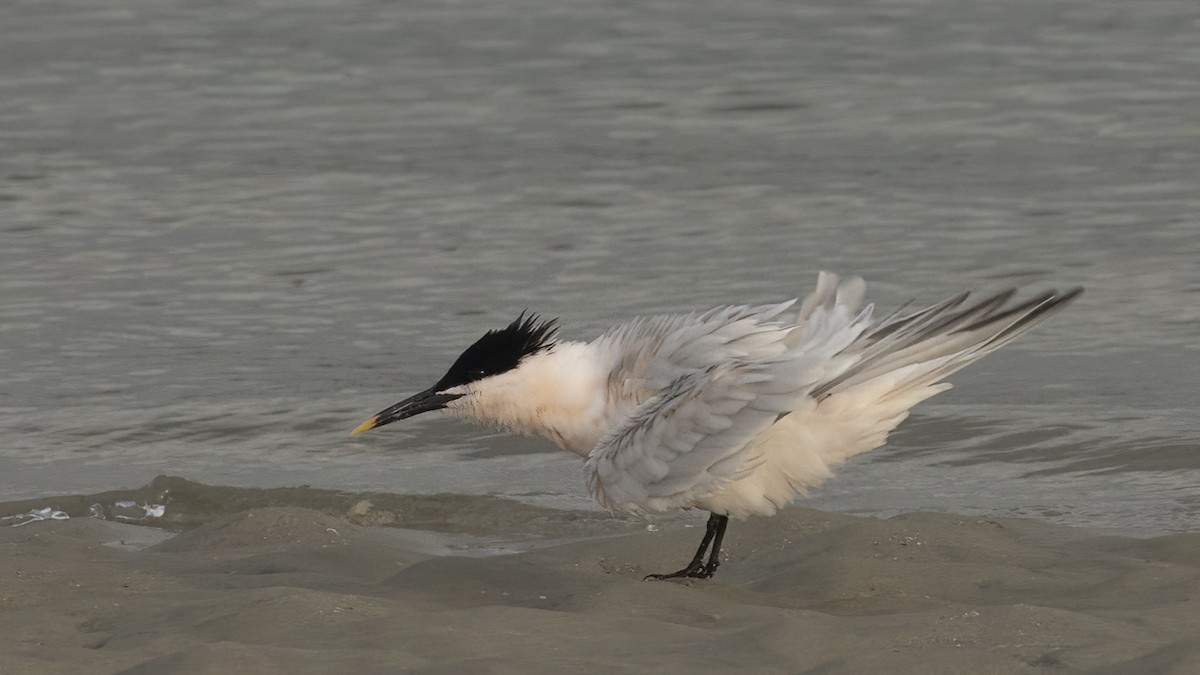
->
[[2, 478, 1198, 674]]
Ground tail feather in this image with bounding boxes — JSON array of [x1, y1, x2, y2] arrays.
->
[[862, 291, 970, 344], [694, 274, 1081, 519], [813, 285, 1081, 399]]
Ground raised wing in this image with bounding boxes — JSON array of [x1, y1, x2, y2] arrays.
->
[[595, 300, 798, 399], [583, 272, 1080, 518], [585, 275, 875, 514], [685, 278, 1081, 518]]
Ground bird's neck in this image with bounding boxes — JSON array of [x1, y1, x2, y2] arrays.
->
[[451, 342, 612, 457]]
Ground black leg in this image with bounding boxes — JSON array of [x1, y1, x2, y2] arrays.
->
[[702, 513, 729, 577], [645, 512, 729, 581]]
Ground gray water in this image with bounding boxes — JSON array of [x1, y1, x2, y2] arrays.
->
[[2, 0, 1198, 535]]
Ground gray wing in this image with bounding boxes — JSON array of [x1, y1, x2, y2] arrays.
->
[[595, 300, 799, 397], [584, 275, 874, 513], [584, 360, 808, 514], [582, 271, 1080, 516]]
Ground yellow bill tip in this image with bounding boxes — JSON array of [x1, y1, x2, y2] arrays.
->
[[350, 416, 379, 436]]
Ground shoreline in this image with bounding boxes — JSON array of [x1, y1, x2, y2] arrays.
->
[[2, 478, 1198, 673]]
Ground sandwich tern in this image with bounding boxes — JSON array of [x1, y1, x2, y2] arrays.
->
[[352, 272, 1081, 579]]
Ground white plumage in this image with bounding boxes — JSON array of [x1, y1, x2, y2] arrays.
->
[[354, 272, 1081, 578]]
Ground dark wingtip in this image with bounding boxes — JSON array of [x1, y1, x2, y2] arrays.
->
[[955, 286, 1080, 336]]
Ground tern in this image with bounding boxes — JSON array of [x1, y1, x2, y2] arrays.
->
[[352, 272, 1081, 579]]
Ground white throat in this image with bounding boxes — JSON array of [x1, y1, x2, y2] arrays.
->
[[443, 342, 611, 456]]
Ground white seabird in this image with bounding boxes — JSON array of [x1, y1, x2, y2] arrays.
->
[[352, 272, 1081, 579]]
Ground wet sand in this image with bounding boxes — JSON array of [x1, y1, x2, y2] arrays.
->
[[2, 479, 1198, 674]]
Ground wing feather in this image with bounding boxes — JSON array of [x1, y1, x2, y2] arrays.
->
[[585, 361, 809, 513], [582, 272, 1080, 518], [584, 276, 876, 514]]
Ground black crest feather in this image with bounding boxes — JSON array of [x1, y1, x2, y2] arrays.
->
[[434, 311, 559, 390]]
